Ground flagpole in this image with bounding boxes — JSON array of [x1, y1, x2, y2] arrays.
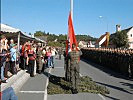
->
[[67, 0, 73, 40], [70, 0, 73, 21]]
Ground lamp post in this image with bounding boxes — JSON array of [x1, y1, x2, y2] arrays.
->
[[99, 16, 109, 32]]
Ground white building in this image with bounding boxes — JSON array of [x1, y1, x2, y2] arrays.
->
[[127, 27, 133, 49], [78, 41, 87, 48], [111, 25, 133, 49]]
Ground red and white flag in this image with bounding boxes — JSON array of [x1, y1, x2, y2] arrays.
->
[[66, 12, 78, 55]]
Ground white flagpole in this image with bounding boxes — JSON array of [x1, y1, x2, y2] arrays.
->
[[67, 0, 73, 40], [70, 0, 73, 21]]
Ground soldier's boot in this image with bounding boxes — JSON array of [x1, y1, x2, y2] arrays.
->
[[52, 64, 54, 68], [30, 72, 35, 77], [72, 88, 78, 94], [38, 70, 42, 74]]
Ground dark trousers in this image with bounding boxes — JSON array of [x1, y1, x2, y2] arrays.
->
[[28, 60, 35, 76], [59, 54, 61, 60], [4, 61, 10, 77], [20, 56, 27, 70], [65, 59, 71, 81], [20, 56, 25, 70], [10, 61, 17, 74]]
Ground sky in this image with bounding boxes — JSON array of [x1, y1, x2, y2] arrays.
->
[[1, 0, 133, 38]]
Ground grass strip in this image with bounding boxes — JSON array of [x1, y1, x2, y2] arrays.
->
[[48, 75, 109, 95]]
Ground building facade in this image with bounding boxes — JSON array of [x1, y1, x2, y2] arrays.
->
[[110, 25, 133, 49], [127, 27, 133, 49]]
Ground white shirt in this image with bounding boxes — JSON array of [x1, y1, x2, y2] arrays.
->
[[51, 49, 56, 56], [42, 50, 46, 55]]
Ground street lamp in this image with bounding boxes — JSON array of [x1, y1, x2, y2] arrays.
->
[[99, 16, 109, 32]]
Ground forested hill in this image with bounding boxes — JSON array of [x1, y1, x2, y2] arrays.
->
[[34, 31, 97, 42]]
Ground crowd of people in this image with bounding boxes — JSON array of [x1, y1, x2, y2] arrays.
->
[[0, 35, 59, 83]]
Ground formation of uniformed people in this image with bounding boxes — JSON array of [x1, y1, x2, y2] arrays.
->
[[81, 48, 133, 78]]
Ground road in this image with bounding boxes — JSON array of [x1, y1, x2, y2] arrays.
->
[[17, 56, 133, 100], [80, 59, 133, 100]]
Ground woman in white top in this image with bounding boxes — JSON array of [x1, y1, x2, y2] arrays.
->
[[51, 47, 56, 68]]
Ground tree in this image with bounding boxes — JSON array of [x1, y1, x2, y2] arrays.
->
[[34, 31, 45, 36], [58, 34, 67, 41], [34, 30, 97, 47], [76, 35, 97, 42], [29, 33, 32, 35], [112, 30, 129, 48], [48, 41, 62, 47], [47, 34, 58, 41]]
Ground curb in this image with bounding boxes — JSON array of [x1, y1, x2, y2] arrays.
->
[[12, 72, 30, 94], [1, 70, 30, 94]]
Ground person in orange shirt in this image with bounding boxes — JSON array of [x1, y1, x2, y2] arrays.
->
[[28, 46, 36, 77]]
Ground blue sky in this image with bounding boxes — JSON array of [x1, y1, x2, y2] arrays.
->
[[1, 0, 133, 38]]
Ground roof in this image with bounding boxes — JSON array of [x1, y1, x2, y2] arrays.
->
[[95, 34, 106, 44], [0, 24, 20, 33], [95, 33, 109, 44], [79, 41, 87, 45], [0, 24, 45, 43], [122, 26, 133, 33], [110, 26, 133, 40], [112, 26, 133, 35], [35, 36, 47, 41]]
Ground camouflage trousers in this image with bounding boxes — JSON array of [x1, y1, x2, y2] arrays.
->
[[36, 58, 43, 71], [70, 63, 80, 90], [65, 59, 71, 81]]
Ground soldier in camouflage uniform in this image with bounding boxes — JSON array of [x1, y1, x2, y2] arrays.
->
[[66, 56, 71, 82], [36, 47, 43, 74], [58, 48, 62, 60], [64, 51, 71, 82], [68, 44, 80, 94], [129, 50, 133, 78]]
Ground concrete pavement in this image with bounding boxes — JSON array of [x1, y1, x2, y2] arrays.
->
[[17, 68, 50, 100], [16, 56, 133, 100], [48, 58, 104, 100]]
